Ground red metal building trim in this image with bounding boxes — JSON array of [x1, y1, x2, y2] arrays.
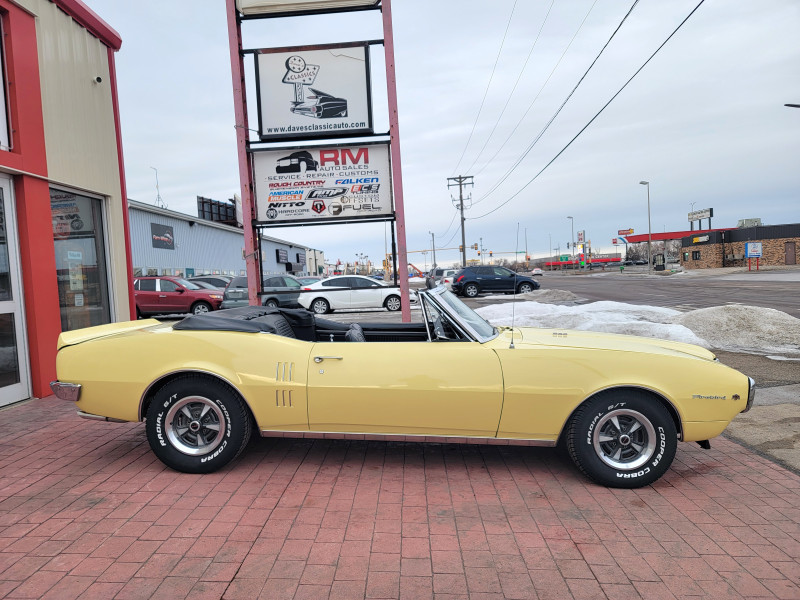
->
[[624, 228, 733, 243], [107, 46, 136, 320], [54, 0, 121, 50]]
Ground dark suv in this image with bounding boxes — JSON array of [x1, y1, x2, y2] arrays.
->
[[451, 266, 540, 298], [220, 275, 302, 309]]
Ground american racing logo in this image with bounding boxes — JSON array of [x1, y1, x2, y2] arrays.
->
[[307, 187, 348, 199]]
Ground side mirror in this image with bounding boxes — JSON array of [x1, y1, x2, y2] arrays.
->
[[176, 288, 185, 293]]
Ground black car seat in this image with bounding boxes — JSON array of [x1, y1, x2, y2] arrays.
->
[[344, 323, 366, 342]]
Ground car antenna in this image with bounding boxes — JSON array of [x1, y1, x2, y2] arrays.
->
[[510, 223, 519, 349]]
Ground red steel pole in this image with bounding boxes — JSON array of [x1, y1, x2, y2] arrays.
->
[[381, 0, 411, 322], [226, 0, 260, 305]]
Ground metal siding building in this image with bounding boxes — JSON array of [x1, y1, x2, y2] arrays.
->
[[129, 200, 319, 277]]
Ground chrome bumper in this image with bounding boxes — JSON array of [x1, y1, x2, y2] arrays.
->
[[742, 377, 756, 413], [50, 381, 81, 401]]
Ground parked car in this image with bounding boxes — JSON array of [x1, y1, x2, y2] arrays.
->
[[298, 275, 403, 314], [290, 88, 348, 119], [188, 275, 233, 289], [451, 266, 540, 298], [220, 275, 302, 309], [438, 269, 458, 290], [51, 285, 754, 488], [296, 276, 322, 286], [133, 276, 223, 317]]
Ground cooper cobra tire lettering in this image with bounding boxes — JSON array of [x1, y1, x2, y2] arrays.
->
[[566, 391, 677, 489], [145, 375, 252, 474]]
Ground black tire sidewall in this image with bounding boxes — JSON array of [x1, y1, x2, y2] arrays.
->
[[145, 376, 250, 474], [568, 392, 677, 488]]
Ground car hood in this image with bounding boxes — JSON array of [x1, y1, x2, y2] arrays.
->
[[488, 326, 716, 361]]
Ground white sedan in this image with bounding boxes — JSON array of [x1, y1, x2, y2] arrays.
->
[[299, 275, 403, 314]]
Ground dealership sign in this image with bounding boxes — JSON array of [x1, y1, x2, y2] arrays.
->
[[688, 208, 713, 221], [255, 43, 373, 141], [252, 143, 392, 224], [745, 242, 762, 258]]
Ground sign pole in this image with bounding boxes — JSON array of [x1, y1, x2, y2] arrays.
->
[[381, 0, 411, 321], [226, 0, 260, 306]]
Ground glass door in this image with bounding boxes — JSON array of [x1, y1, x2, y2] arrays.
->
[[0, 176, 30, 406]]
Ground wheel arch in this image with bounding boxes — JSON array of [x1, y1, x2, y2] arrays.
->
[[557, 385, 683, 445], [138, 369, 256, 425]]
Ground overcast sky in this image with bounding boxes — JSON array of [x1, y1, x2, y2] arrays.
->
[[88, 0, 799, 269]]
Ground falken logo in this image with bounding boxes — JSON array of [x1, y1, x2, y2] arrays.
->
[[307, 187, 347, 199], [335, 177, 378, 185], [692, 394, 727, 400], [311, 199, 326, 214]]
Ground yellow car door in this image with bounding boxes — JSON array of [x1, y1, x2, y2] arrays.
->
[[307, 341, 503, 437]]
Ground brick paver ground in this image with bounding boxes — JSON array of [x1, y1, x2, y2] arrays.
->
[[1, 398, 799, 599]]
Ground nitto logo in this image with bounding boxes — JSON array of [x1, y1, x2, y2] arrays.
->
[[311, 199, 326, 214], [308, 187, 347, 199], [268, 202, 305, 208]]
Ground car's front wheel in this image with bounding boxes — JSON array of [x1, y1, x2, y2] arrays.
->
[[566, 390, 677, 488], [192, 302, 212, 315], [463, 283, 479, 298], [310, 298, 330, 314], [265, 299, 279, 309], [384, 295, 401, 311], [517, 282, 534, 294], [145, 375, 252, 474]]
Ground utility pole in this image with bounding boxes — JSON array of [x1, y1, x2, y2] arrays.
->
[[448, 175, 473, 268], [429, 231, 437, 268], [479, 237, 484, 265]]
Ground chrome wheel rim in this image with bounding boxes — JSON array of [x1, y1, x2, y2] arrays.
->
[[312, 300, 328, 314], [165, 396, 226, 456], [386, 297, 401, 311], [465, 285, 478, 297], [519, 284, 532, 294], [193, 304, 210, 314], [592, 408, 656, 470]]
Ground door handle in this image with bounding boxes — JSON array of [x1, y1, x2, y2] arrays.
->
[[314, 356, 343, 363], [159, 294, 167, 297]]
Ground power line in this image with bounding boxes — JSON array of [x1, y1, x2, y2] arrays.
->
[[451, 0, 519, 176], [472, 0, 599, 180], [463, 0, 557, 175], [469, 0, 708, 221], [475, 0, 636, 205], [436, 208, 459, 239]]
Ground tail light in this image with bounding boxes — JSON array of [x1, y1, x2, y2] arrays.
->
[[456, 275, 464, 283]]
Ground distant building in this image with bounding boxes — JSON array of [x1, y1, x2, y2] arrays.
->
[[128, 200, 323, 277], [680, 223, 799, 269]]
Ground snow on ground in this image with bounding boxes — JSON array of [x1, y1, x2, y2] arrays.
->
[[475, 298, 800, 356]]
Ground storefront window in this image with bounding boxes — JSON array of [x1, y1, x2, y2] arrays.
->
[[51, 189, 111, 331]]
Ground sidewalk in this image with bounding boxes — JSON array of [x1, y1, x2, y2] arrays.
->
[[1, 398, 799, 599]]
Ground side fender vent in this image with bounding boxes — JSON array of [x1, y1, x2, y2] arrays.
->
[[275, 362, 294, 382], [275, 389, 293, 408]]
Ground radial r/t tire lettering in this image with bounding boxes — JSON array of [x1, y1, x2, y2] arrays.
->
[[145, 374, 252, 474], [566, 390, 677, 488]]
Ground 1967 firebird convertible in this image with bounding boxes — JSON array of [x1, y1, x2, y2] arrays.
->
[[51, 285, 754, 488]]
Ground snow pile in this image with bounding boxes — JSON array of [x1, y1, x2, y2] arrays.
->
[[675, 305, 800, 355], [476, 301, 708, 347], [519, 289, 579, 303], [474, 300, 800, 355]]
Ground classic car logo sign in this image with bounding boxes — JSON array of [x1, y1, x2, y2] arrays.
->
[[282, 55, 348, 120]]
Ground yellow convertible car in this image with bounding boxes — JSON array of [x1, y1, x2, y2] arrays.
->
[[51, 286, 754, 488]]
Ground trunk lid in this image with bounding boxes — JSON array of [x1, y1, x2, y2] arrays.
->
[[57, 319, 163, 350]]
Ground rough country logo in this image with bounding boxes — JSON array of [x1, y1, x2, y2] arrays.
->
[[312, 199, 326, 214]]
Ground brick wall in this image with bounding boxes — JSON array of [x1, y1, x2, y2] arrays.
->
[[681, 237, 800, 269]]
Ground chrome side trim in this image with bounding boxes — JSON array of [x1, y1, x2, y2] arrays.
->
[[50, 381, 81, 401], [259, 429, 556, 447], [742, 377, 756, 413], [77, 411, 127, 423]]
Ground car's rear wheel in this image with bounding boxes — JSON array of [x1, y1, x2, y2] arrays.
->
[[566, 390, 677, 488], [265, 299, 279, 309], [463, 283, 479, 298], [384, 295, 401, 311], [311, 298, 330, 314], [145, 375, 252, 474], [192, 302, 212, 315], [517, 282, 534, 294]]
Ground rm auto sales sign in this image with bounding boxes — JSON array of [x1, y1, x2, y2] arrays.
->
[[252, 143, 392, 225]]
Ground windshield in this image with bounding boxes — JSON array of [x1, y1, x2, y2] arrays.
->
[[174, 278, 201, 290], [435, 289, 496, 340]]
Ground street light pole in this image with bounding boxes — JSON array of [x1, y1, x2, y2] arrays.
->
[[639, 181, 652, 275], [567, 216, 574, 267], [429, 231, 437, 268]]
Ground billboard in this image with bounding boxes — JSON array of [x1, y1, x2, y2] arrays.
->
[[688, 208, 713, 221], [255, 43, 373, 141], [150, 224, 175, 249], [252, 143, 392, 225]]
